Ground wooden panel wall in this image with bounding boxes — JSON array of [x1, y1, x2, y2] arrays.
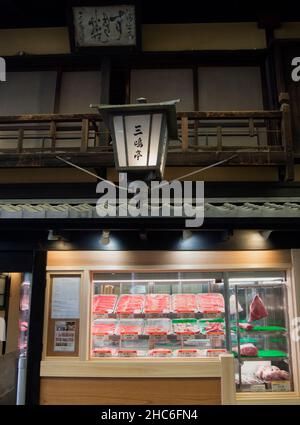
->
[[40, 377, 221, 405], [47, 250, 291, 270]]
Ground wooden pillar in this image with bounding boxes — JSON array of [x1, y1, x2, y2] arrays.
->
[[25, 250, 47, 405], [220, 354, 236, 405]]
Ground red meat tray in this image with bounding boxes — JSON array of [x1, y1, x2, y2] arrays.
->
[[197, 293, 225, 314], [92, 320, 116, 335], [144, 294, 171, 314], [115, 294, 145, 315], [93, 294, 117, 315], [172, 294, 197, 313], [117, 319, 144, 335]]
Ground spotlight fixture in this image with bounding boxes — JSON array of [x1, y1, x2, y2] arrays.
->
[[47, 230, 60, 241], [100, 230, 110, 245], [182, 229, 193, 240], [259, 230, 273, 240], [221, 230, 234, 242], [139, 230, 148, 241]]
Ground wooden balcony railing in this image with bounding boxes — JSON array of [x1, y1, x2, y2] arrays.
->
[[0, 93, 294, 180]]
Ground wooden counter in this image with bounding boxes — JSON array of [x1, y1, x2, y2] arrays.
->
[[40, 355, 236, 405]]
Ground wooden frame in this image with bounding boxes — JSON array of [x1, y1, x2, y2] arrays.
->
[[43, 273, 83, 359]]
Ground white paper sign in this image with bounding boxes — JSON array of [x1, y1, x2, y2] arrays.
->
[[51, 277, 80, 319]]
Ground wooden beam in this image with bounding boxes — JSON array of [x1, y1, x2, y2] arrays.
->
[[0, 151, 288, 168], [100, 58, 111, 104], [0, 111, 282, 124], [0, 114, 100, 123], [178, 111, 282, 119]]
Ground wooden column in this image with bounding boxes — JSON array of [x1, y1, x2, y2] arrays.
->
[[220, 354, 236, 405], [25, 250, 47, 405]]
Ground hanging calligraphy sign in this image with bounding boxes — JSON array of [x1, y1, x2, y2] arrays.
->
[[68, 1, 140, 51]]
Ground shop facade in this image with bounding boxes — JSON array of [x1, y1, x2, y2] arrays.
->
[[1, 209, 300, 405], [1, 1, 300, 407], [34, 248, 299, 405]]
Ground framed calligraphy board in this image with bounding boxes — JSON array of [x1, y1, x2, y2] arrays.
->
[[68, 1, 140, 52]]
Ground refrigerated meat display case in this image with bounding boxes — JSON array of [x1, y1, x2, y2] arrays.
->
[[90, 272, 227, 359], [42, 250, 300, 405], [228, 273, 293, 393], [90, 271, 294, 392]]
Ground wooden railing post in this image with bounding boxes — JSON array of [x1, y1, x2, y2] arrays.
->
[[181, 116, 189, 152], [17, 128, 24, 153], [280, 92, 294, 181], [217, 126, 222, 151], [80, 119, 89, 152], [49, 121, 56, 152]]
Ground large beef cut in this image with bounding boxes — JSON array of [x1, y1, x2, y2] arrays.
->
[[256, 365, 290, 381], [249, 294, 268, 322], [232, 343, 258, 357]]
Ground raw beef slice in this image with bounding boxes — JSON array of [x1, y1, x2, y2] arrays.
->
[[249, 294, 268, 322]]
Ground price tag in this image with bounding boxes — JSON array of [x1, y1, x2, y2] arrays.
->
[[270, 381, 291, 392], [122, 335, 138, 341], [249, 384, 266, 392]]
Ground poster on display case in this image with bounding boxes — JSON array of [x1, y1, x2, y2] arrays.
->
[[54, 320, 76, 352]]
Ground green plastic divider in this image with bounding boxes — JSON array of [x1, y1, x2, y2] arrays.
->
[[172, 319, 198, 324], [231, 325, 286, 333], [240, 338, 257, 344], [198, 318, 224, 323], [232, 349, 287, 358]]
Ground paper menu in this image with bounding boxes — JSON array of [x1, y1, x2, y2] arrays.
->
[[51, 277, 80, 319]]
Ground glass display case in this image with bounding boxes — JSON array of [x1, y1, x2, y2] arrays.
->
[[90, 272, 227, 358], [89, 270, 294, 392], [228, 273, 293, 393]]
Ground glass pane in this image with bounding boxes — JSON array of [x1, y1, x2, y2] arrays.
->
[[228, 273, 293, 393], [0, 277, 5, 294], [91, 271, 226, 359]]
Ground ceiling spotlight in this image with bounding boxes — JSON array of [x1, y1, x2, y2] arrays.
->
[[47, 230, 60, 241], [259, 230, 273, 240], [182, 229, 193, 240], [100, 230, 110, 245], [221, 230, 234, 242], [139, 230, 148, 241]]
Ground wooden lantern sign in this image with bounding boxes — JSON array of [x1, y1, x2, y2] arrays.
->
[[91, 100, 179, 180]]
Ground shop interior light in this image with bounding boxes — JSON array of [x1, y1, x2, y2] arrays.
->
[[182, 230, 193, 240], [93, 278, 216, 284], [100, 230, 110, 246], [228, 277, 284, 285]]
